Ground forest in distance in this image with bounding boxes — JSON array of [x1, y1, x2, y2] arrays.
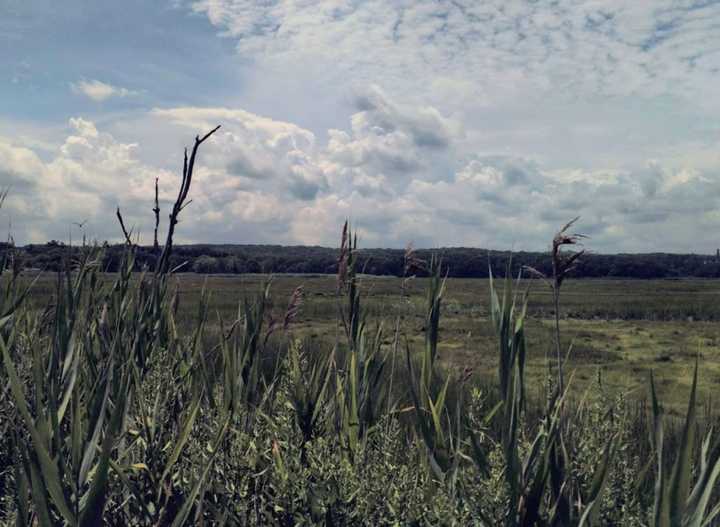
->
[[13, 240, 720, 279]]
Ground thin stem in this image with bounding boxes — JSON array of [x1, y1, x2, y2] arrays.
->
[[152, 177, 160, 252], [553, 282, 563, 395], [115, 207, 133, 246]]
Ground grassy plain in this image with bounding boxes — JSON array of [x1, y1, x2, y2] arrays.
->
[[24, 272, 720, 411]]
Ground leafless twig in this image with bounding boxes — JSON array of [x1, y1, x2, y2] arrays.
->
[[156, 125, 221, 274], [116, 207, 134, 246], [153, 176, 160, 252]]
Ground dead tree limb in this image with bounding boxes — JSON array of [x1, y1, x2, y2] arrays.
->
[[152, 176, 160, 252], [156, 125, 221, 274], [116, 207, 134, 246]]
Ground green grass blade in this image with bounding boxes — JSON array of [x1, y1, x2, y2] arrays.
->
[[170, 414, 231, 527], [686, 439, 720, 526], [578, 436, 616, 526], [650, 371, 668, 527], [667, 359, 698, 525], [161, 388, 203, 484], [27, 452, 55, 527], [1, 336, 76, 524], [78, 374, 129, 527], [79, 371, 112, 488]]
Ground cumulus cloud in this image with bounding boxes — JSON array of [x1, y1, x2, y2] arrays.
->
[[147, 95, 720, 253], [2, 86, 720, 253], [152, 106, 328, 202], [352, 85, 459, 150], [71, 79, 137, 102], [0, 117, 175, 243]]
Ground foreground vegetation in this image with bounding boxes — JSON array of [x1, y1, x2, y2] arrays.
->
[[1, 129, 720, 525]]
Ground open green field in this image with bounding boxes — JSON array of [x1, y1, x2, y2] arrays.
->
[[25, 272, 720, 411]]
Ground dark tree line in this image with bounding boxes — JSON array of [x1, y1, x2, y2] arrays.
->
[[9, 241, 720, 279]]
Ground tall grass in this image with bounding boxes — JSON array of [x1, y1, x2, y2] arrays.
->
[[1, 130, 719, 525]]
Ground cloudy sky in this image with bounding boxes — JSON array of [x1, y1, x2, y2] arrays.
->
[[2, 0, 720, 252]]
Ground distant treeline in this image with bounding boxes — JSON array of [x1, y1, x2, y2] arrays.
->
[[9, 240, 720, 279]]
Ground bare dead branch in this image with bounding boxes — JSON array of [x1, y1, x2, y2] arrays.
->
[[153, 176, 160, 252], [198, 125, 222, 144], [337, 220, 349, 293], [178, 199, 193, 213], [116, 207, 134, 246], [156, 125, 221, 274]]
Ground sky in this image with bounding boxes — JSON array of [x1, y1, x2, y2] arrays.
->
[[2, 0, 720, 253]]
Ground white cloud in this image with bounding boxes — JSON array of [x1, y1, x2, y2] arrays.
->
[[152, 106, 328, 201], [146, 95, 720, 254], [0, 117, 176, 243], [186, 0, 720, 197], [192, 0, 720, 104], [71, 79, 137, 102], [2, 85, 720, 253]]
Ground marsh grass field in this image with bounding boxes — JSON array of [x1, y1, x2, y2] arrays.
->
[[22, 271, 720, 411], [145, 273, 720, 413]]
